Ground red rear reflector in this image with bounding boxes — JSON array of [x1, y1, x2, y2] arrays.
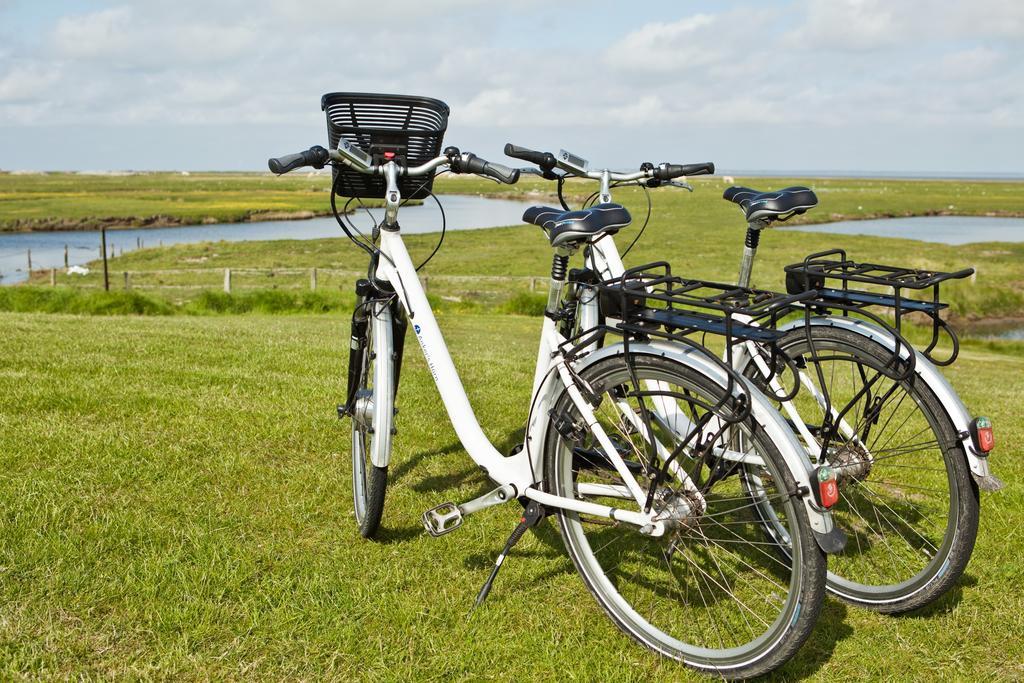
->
[[971, 416, 994, 454], [384, 151, 396, 160], [817, 466, 839, 508]]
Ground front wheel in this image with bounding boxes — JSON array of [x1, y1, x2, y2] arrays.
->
[[349, 298, 395, 539], [544, 354, 826, 679]]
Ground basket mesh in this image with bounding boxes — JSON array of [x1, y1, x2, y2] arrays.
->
[[321, 92, 449, 200]]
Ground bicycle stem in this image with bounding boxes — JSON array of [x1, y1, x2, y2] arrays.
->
[[383, 161, 401, 228]]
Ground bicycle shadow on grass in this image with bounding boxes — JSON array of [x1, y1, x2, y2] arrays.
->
[[388, 440, 465, 485], [390, 426, 525, 490], [374, 432, 526, 545]]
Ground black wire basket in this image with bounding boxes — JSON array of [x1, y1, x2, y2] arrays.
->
[[321, 92, 450, 200]]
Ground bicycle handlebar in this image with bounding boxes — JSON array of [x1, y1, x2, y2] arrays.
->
[[268, 144, 518, 184], [268, 145, 330, 174], [654, 162, 715, 180], [455, 152, 520, 184], [504, 143, 558, 173], [504, 141, 714, 183]]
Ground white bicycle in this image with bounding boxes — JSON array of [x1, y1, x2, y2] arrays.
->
[[505, 142, 1001, 614], [269, 92, 844, 678]]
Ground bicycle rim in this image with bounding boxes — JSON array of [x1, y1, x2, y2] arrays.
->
[[546, 354, 824, 676], [745, 326, 978, 608]]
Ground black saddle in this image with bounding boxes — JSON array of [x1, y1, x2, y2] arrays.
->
[[522, 203, 631, 247], [723, 186, 818, 222]]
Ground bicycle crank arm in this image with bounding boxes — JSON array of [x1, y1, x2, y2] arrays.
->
[[422, 484, 517, 537]]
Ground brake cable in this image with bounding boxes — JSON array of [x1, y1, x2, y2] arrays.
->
[[620, 181, 652, 258]]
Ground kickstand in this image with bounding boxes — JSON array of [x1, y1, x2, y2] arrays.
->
[[472, 501, 545, 611]]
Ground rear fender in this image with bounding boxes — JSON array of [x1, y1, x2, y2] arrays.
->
[[765, 316, 995, 481]]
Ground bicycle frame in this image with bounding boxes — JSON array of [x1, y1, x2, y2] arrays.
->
[[586, 229, 996, 485], [357, 158, 842, 544], [367, 160, 696, 536]]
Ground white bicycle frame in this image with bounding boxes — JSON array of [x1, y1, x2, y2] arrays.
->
[[580, 195, 996, 485], [338, 150, 840, 540]]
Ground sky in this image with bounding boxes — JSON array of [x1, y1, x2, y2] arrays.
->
[[0, 0, 1022, 174]]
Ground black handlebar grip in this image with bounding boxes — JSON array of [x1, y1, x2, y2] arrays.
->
[[268, 145, 329, 174], [483, 160, 520, 184], [462, 154, 520, 184], [654, 162, 715, 180], [504, 143, 557, 170]]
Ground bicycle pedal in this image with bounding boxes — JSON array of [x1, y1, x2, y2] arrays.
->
[[422, 502, 463, 537]]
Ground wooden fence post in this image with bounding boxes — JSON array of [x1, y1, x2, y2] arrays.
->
[[124, 272, 131, 290], [50, 269, 56, 286], [27, 248, 31, 271], [310, 267, 318, 291], [64, 244, 69, 268], [224, 268, 232, 293], [423, 276, 429, 294], [100, 227, 110, 291]]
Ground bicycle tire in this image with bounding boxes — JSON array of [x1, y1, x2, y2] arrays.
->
[[544, 353, 826, 679], [742, 325, 979, 613], [350, 298, 394, 539]]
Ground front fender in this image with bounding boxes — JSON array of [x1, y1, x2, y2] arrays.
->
[[574, 341, 846, 553]]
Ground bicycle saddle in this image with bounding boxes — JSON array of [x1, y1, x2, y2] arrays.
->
[[522, 203, 632, 247], [723, 186, 818, 222]]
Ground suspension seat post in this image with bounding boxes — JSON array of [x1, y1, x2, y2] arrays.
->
[[546, 248, 572, 318], [737, 221, 766, 288]]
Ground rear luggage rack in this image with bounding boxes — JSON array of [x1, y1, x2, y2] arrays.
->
[[575, 262, 820, 409], [597, 261, 816, 347], [784, 249, 973, 365]]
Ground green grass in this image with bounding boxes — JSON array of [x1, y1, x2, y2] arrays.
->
[[0, 286, 498, 317], [4, 166, 1024, 678], [27, 175, 1024, 319], [0, 172, 342, 230], [1, 311, 1022, 680]]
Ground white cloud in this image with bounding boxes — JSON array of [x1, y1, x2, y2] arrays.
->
[[52, 7, 132, 59], [459, 89, 521, 125], [0, 0, 1021, 170], [52, 6, 260, 66], [784, 0, 902, 51], [938, 47, 1004, 81], [787, 0, 1024, 49], [0, 62, 61, 103], [607, 14, 721, 71], [607, 94, 674, 125]]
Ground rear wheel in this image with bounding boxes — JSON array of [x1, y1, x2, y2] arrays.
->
[[350, 298, 394, 539], [544, 354, 826, 679], [743, 325, 979, 613]]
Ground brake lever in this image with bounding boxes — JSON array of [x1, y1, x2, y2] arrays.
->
[[666, 180, 694, 192]]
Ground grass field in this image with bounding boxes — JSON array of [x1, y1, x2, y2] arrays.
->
[[15, 174, 1024, 320], [2, 172, 1022, 232], [1, 312, 1022, 680], [3, 172, 1024, 679], [0, 172, 335, 230]]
